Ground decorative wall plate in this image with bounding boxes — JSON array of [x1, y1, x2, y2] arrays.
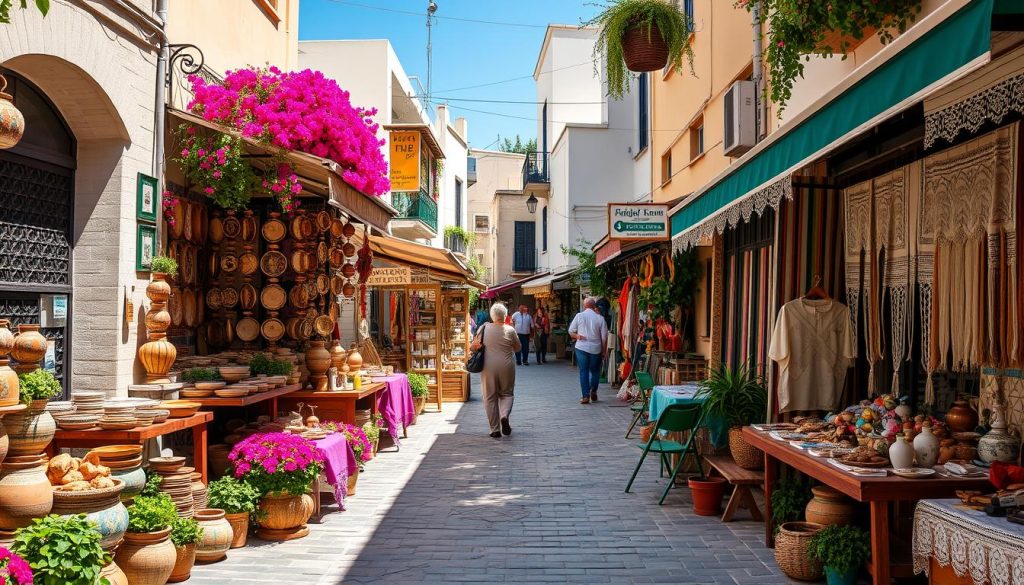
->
[[222, 215, 241, 239], [207, 252, 220, 279], [342, 282, 355, 297], [239, 283, 257, 311], [330, 248, 345, 269], [260, 284, 286, 311], [183, 289, 197, 327], [316, 211, 331, 233], [290, 216, 304, 240], [171, 202, 185, 239], [220, 255, 239, 274], [342, 221, 356, 238], [262, 218, 287, 243], [328, 301, 338, 320], [300, 217, 316, 240], [305, 281, 318, 300], [288, 285, 309, 309], [208, 215, 224, 244], [285, 317, 301, 340], [342, 242, 356, 257], [330, 275, 344, 296], [239, 252, 258, 276], [314, 315, 334, 337], [341, 263, 356, 278], [261, 318, 285, 342], [220, 287, 239, 309], [241, 215, 258, 242], [330, 218, 344, 238], [316, 274, 329, 296], [206, 288, 223, 310], [236, 317, 260, 342], [260, 251, 287, 278], [317, 241, 328, 265], [300, 317, 315, 339], [169, 287, 183, 326], [290, 250, 307, 274]]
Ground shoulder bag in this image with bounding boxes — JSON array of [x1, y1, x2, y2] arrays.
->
[[466, 324, 486, 373]]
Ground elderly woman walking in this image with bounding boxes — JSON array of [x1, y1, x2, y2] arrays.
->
[[470, 302, 521, 438]]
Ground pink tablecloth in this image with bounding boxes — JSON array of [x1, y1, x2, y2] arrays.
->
[[374, 374, 416, 444], [313, 432, 357, 509]]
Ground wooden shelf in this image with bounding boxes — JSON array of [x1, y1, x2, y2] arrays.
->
[[189, 383, 300, 408]]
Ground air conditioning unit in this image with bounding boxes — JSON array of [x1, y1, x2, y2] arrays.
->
[[723, 80, 756, 157]]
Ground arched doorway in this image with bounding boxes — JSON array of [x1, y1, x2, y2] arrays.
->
[[0, 71, 75, 390]]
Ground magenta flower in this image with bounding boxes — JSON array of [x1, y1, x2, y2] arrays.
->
[[229, 432, 324, 497], [0, 547, 33, 585]]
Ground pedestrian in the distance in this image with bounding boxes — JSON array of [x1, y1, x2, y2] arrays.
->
[[470, 302, 520, 438], [473, 305, 488, 336], [533, 306, 550, 364], [511, 304, 533, 366], [568, 297, 609, 404]]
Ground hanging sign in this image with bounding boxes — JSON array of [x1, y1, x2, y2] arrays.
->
[[366, 266, 411, 286], [389, 131, 421, 192], [608, 203, 669, 241]]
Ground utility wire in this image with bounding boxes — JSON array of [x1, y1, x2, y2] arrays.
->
[[324, 0, 550, 29], [429, 100, 694, 134], [429, 61, 595, 93]]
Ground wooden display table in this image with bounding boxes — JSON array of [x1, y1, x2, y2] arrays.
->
[[744, 427, 992, 585], [278, 383, 385, 425], [50, 411, 214, 482], [191, 383, 300, 417], [441, 370, 468, 402]]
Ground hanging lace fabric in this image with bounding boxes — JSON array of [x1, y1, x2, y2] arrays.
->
[[843, 181, 874, 391]]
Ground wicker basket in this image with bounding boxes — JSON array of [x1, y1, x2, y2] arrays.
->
[[728, 426, 764, 470], [774, 522, 824, 582], [622, 24, 669, 72]]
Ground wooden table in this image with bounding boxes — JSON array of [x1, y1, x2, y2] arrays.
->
[[744, 427, 992, 585], [190, 383, 300, 417], [278, 383, 385, 425], [50, 412, 214, 482]]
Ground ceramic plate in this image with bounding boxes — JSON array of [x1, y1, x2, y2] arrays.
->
[[891, 468, 937, 479]]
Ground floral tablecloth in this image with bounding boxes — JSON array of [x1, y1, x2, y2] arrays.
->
[[373, 373, 416, 446], [313, 432, 358, 510], [913, 498, 1024, 585]]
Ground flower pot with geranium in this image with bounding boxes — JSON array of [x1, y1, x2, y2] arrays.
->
[[809, 524, 870, 585], [695, 361, 768, 470], [167, 517, 202, 583], [115, 494, 178, 585], [228, 432, 323, 541], [206, 477, 259, 548], [0, 546, 32, 585], [12, 514, 109, 585]]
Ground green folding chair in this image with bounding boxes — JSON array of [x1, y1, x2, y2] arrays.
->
[[624, 371, 656, 439], [624, 402, 705, 505]]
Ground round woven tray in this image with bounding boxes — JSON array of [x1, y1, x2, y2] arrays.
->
[[220, 287, 238, 309], [262, 218, 287, 243], [260, 285, 287, 311], [316, 211, 331, 233], [236, 317, 260, 342], [261, 318, 285, 342], [239, 283, 257, 311], [222, 215, 241, 239], [239, 252, 258, 275], [260, 251, 287, 277], [209, 216, 224, 243]]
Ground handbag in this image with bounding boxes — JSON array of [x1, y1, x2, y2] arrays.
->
[[466, 324, 486, 373]]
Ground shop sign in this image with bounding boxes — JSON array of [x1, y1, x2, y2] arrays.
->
[[366, 266, 411, 286], [608, 203, 669, 241], [389, 131, 421, 192]]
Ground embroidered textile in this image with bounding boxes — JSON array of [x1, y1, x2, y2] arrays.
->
[[672, 176, 793, 252], [913, 499, 1024, 585], [925, 71, 1024, 149]]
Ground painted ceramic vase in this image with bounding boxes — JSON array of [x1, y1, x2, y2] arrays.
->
[[978, 405, 1021, 464], [10, 324, 46, 374], [51, 479, 128, 551], [888, 433, 915, 469], [194, 508, 232, 562], [804, 486, 855, 527], [945, 399, 979, 433], [0, 320, 17, 408], [115, 528, 176, 585], [5, 399, 55, 456], [0, 454, 52, 529], [329, 341, 347, 371], [256, 492, 315, 541], [913, 422, 940, 468], [0, 79, 24, 150], [347, 344, 363, 371], [111, 464, 147, 502], [168, 544, 196, 583]]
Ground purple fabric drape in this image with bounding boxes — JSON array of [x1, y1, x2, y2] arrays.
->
[[374, 373, 416, 445], [314, 432, 358, 509]]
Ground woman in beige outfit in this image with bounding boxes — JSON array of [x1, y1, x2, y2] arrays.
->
[[470, 302, 521, 438]]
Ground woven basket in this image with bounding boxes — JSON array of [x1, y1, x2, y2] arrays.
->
[[774, 522, 824, 581], [622, 24, 670, 72], [728, 426, 764, 470]]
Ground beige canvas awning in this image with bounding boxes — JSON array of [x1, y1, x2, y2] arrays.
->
[[368, 234, 481, 287]]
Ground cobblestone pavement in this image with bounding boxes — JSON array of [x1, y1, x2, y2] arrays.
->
[[189, 359, 795, 585]]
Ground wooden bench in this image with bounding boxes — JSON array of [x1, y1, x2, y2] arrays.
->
[[705, 454, 764, 522]]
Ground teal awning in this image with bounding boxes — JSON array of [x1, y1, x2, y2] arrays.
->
[[671, 0, 994, 238]]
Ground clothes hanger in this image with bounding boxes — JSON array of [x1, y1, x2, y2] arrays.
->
[[804, 275, 831, 300]]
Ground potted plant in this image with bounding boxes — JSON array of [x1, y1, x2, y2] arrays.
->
[[206, 477, 259, 548], [228, 432, 323, 541], [695, 362, 768, 470], [115, 494, 178, 585], [149, 255, 178, 279], [324, 422, 371, 495], [362, 413, 386, 458], [139, 254, 177, 384], [770, 478, 813, 535], [12, 514, 111, 585], [167, 517, 202, 583], [809, 524, 870, 585], [180, 367, 221, 384], [6, 368, 61, 456], [248, 354, 294, 377], [0, 546, 32, 585], [408, 372, 429, 418], [585, 0, 693, 98]]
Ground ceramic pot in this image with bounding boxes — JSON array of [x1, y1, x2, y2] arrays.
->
[[208, 444, 232, 480], [347, 344, 363, 371], [51, 479, 128, 551], [0, 320, 18, 408], [0, 78, 25, 149], [305, 340, 331, 377], [0, 455, 52, 529], [621, 24, 670, 72], [146, 273, 172, 303], [5, 400, 54, 456], [0, 528, 14, 549], [805, 486, 855, 527], [330, 341, 347, 371], [414, 395, 426, 416], [347, 467, 359, 496], [100, 560, 129, 585], [913, 422, 940, 468], [687, 476, 726, 515], [978, 428, 1021, 464], [945, 399, 979, 433], [111, 464, 147, 502], [168, 544, 196, 583], [825, 566, 858, 585], [10, 324, 46, 373], [144, 305, 172, 333], [728, 426, 764, 470], [139, 334, 177, 384], [195, 508, 232, 562], [225, 512, 249, 548], [256, 492, 315, 541], [889, 433, 915, 468], [0, 418, 8, 465], [115, 528, 176, 585]]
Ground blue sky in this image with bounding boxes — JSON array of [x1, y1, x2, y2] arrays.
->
[[299, 0, 601, 149]]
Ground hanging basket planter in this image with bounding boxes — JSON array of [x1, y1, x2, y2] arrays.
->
[[622, 24, 670, 72], [0, 75, 24, 150]]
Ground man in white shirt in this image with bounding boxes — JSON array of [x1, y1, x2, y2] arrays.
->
[[568, 297, 609, 404], [510, 305, 534, 366]]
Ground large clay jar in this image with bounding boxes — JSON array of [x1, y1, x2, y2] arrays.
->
[[347, 344, 363, 372], [0, 319, 18, 407], [10, 324, 46, 374], [100, 560, 130, 585], [728, 426, 764, 470], [0, 454, 52, 529], [5, 400, 54, 456], [51, 479, 128, 551], [330, 340, 347, 371], [147, 273, 172, 304], [889, 433, 915, 469], [305, 341, 331, 376], [0, 78, 25, 150], [804, 486, 855, 527], [207, 444, 232, 480], [945, 399, 979, 433], [111, 464, 147, 503], [138, 333, 177, 384], [913, 422, 941, 468], [115, 528, 176, 585], [168, 544, 196, 583], [225, 512, 249, 548], [194, 508, 232, 562], [256, 492, 315, 541]]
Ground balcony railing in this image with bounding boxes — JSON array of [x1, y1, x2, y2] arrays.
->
[[513, 247, 538, 273], [445, 232, 467, 255], [522, 151, 549, 186], [391, 191, 438, 233]]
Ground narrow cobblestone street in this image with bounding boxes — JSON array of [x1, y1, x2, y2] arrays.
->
[[189, 361, 794, 585]]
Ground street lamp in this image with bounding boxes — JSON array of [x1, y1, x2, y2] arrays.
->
[[526, 194, 538, 214]]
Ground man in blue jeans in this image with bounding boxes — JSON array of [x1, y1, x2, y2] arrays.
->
[[568, 297, 609, 404], [510, 304, 533, 366]]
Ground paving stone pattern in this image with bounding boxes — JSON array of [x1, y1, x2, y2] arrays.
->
[[188, 361, 796, 584]]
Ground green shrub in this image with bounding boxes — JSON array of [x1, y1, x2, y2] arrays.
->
[[17, 369, 61, 403], [407, 372, 429, 398], [207, 477, 260, 515], [12, 514, 111, 585], [170, 517, 203, 547], [127, 494, 177, 533], [150, 255, 178, 276], [249, 354, 294, 377], [181, 367, 220, 383], [810, 524, 870, 574]]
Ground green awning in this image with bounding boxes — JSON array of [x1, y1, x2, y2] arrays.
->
[[671, 0, 994, 237]]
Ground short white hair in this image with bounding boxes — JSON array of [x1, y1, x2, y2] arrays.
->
[[583, 296, 597, 308], [490, 302, 508, 322]]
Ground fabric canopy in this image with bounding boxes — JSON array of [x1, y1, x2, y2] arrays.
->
[[481, 273, 550, 299], [367, 234, 476, 284], [521, 270, 574, 296]]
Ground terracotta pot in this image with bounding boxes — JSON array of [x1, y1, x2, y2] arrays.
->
[[347, 467, 359, 496], [728, 426, 764, 470], [11, 324, 46, 374], [144, 306, 171, 333], [0, 78, 25, 149], [51, 479, 128, 550], [414, 395, 427, 416], [804, 486, 855, 527], [225, 511, 249, 548], [168, 544, 196, 583], [256, 492, 315, 541], [146, 273, 172, 303], [0, 455, 52, 529], [347, 344, 363, 371], [0, 528, 14, 549], [0, 320, 18, 408], [115, 528, 176, 585], [330, 340, 348, 371], [208, 444, 232, 480], [111, 464, 146, 502], [0, 418, 8, 465], [687, 476, 726, 516], [100, 560, 129, 585], [5, 400, 55, 456], [305, 341, 331, 377], [622, 24, 669, 72], [139, 334, 177, 384], [945, 399, 979, 433], [195, 508, 232, 562]]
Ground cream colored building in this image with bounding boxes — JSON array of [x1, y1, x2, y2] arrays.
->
[[466, 148, 527, 286]]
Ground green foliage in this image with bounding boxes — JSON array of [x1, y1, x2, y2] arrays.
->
[[180, 367, 220, 383], [740, 0, 922, 114], [17, 368, 61, 403], [248, 354, 294, 377], [638, 277, 672, 319], [206, 477, 260, 515], [585, 0, 694, 99], [363, 414, 386, 444], [444, 225, 476, 247], [11, 514, 110, 585], [497, 135, 537, 155], [695, 361, 768, 427], [0, 0, 49, 24], [126, 494, 177, 533], [562, 239, 613, 300], [810, 524, 871, 573], [670, 248, 702, 308], [174, 125, 256, 211], [407, 372, 429, 398], [149, 255, 178, 277], [140, 472, 162, 498], [769, 478, 813, 535], [170, 517, 203, 547]]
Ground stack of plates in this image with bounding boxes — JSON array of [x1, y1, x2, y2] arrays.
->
[[139, 408, 170, 423], [91, 445, 143, 470], [46, 401, 77, 426], [101, 400, 138, 430], [190, 471, 207, 511], [134, 411, 157, 427], [218, 365, 251, 382], [71, 391, 106, 416], [56, 413, 101, 431], [214, 387, 249, 398], [154, 462, 195, 517]]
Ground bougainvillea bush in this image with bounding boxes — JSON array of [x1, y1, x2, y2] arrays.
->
[[174, 124, 255, 211], [229, 432, 324, 496], [0, 547, 32, 585], [323, 421, 372, 465], [188, 67, 390, 196]]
